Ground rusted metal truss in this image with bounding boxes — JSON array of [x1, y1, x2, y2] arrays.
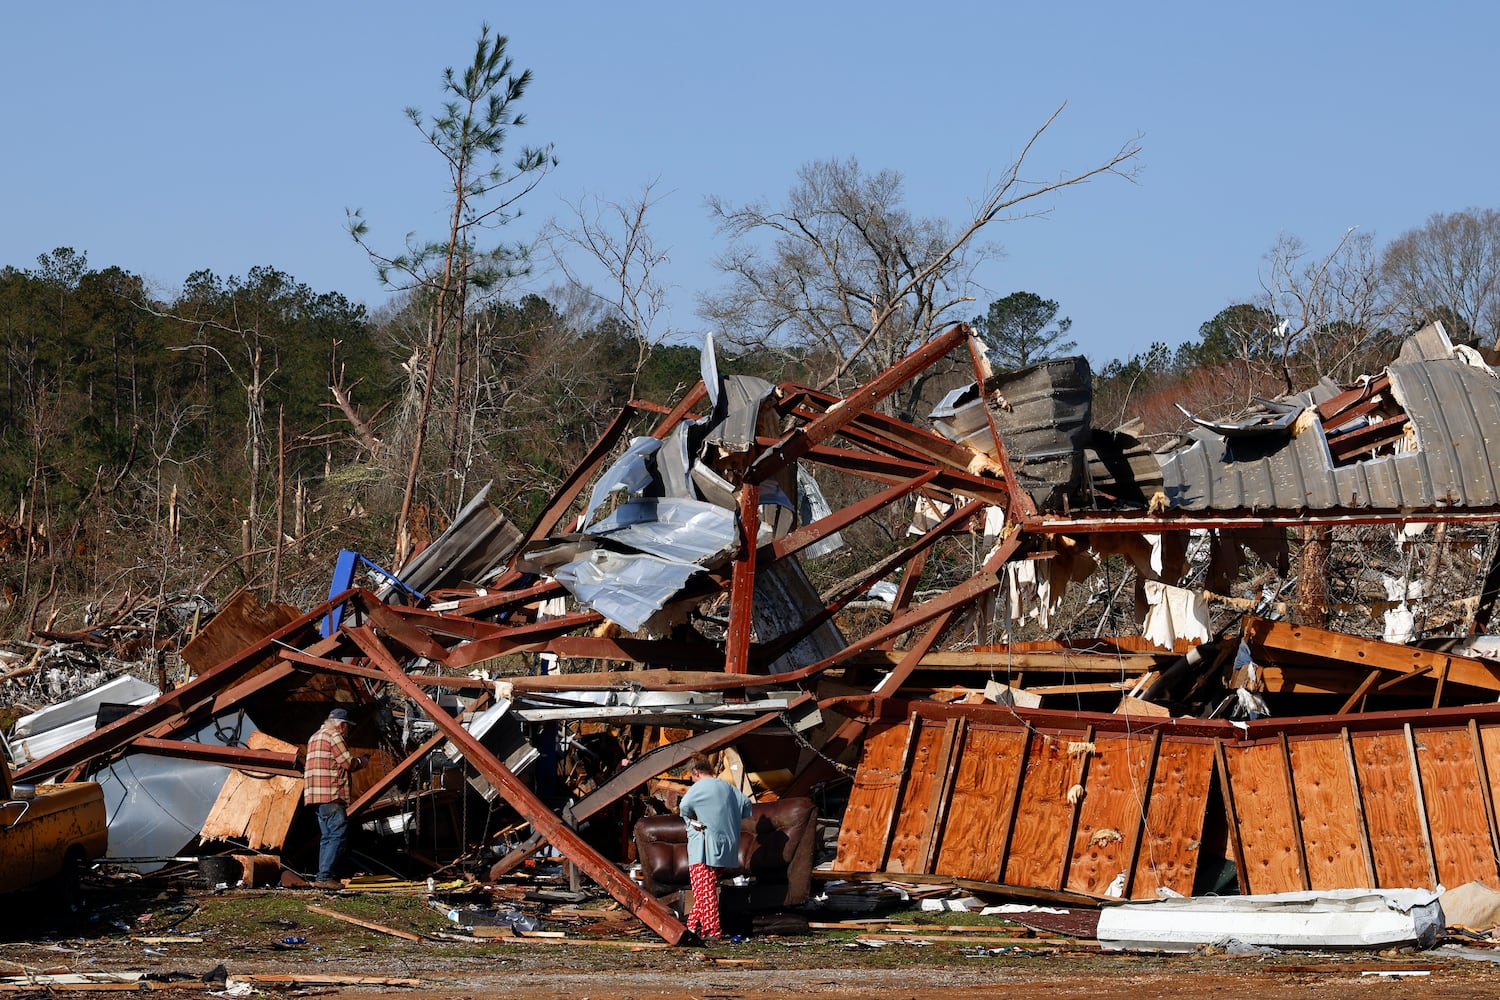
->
[[32, 319, 1500, 936]]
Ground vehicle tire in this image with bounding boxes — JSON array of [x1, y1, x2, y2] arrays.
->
[[43, 849, 85, 931]]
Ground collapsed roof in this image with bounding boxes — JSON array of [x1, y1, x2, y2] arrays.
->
[[18, 319, 1500, 939]]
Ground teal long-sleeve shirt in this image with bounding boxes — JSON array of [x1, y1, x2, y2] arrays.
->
[[679, 776, 753, 867]]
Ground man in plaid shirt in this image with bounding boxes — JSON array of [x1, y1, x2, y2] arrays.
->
[[303, 708, 366, 889]]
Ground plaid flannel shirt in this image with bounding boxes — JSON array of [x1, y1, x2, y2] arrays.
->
[[303, 722, 355, 805]]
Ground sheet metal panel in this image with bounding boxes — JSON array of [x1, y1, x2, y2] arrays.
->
[[1156, 350, 1500, 513]]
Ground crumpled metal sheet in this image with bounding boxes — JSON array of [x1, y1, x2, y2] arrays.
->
[[552, 549, 706, 633], [584, 497, 738, 565], [582, 436, 663, 526]]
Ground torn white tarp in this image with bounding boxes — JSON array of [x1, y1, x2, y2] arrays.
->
[[1097, 888, 1444, 952], [1140, 580, 1210, 648]]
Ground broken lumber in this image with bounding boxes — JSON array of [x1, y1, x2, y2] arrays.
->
[[305, 903, 424, 942]]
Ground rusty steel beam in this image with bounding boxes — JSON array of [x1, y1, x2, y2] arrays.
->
[[490, 700, 804, 878], [796, 444, 1012, 507], [278, 649, 490, 690], [1026, 507, 1500, 533], [348, 730, 450, 820], [650, 383, 709, 440], [766, 472, 939, 564], [346, 626, 687, 944], [362, 601, 456, 663], [354, 600, 512, 641], [754, 499, 985, 670], [446, 578, 566, 618], [538, 635, 726, 669], [128, 738, 302, 776], [784, 384, 983, 471], [16, 589, 360, 782], [441, 610, 606, 668], [348, 688, 494, 821], [747, 324, 972, 484], [725, 484, 760, 675]]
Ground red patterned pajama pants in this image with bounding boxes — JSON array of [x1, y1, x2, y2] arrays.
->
[[686, 862, 722, 939]]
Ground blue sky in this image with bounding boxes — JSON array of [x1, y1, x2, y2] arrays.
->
[[3, 2, 1495, 367]]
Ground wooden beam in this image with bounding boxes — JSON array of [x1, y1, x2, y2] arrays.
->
[[1125, 731, 1165, 898], [1470, 719, 1500, 883], [915, 717, 966, 874], [1245, 617, 1500, 692], [1211, 738, 1249, 896], [1337, 670, 1382, 715], [127, 738, 301, 776], [305, 903, 423, 942], [1057, 725, 1096, 892], [993, 728, 1035, 884], [1279, 732, 1312, 892]]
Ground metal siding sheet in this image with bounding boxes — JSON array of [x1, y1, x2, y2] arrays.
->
[[1155, 352, 1500, 513]]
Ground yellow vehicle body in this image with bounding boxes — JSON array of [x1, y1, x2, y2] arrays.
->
[[0, 755, 107, 895]]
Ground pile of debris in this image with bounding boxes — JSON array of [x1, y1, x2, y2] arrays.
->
[[14, 320, 1500, 949]]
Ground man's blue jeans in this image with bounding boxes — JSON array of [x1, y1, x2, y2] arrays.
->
[[315, 802, 349, 881]]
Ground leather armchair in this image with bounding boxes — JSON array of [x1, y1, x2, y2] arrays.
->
[[633, 797, 817, 906]]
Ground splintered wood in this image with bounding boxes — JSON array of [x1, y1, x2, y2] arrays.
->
[[832, 703, 1500, 899], [199, 731, 303, 849]]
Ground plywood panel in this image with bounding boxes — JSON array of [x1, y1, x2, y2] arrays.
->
[[1224, 742, 1303, 894], [1002, 730, 1087, 889], [180, 589, 300, 676], [1478, 725, 1500, 884], [1351, 732, 1432, 888], [1288, 736, 1370, 889], [885, 723, 946, 873], [200, 732, 303, 849], [1413, 727, 1497, 888], [1065, 735, 1150, 896], [1133, 739, 1215, 898], [833, 721, 911, 870], [933, 726, 1026, 880]]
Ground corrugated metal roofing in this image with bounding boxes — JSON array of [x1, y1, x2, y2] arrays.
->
[[1156, 329, 1500, 513]]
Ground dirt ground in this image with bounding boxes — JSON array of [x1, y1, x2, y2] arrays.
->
[[3, 879, 1500, 997]]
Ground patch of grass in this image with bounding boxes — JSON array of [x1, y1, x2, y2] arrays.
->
[[176, 890, 452, 957]]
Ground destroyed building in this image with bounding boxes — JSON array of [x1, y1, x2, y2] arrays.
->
[[12, 319, 1500, 945]]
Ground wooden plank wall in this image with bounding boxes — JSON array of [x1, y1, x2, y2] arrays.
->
[[932, 726, 1026, 880], [833, 709, 1500, 900], [1132, 740, 1215, 898], [1350, 731, 1434, 888], [834, 716, 1208, 900]]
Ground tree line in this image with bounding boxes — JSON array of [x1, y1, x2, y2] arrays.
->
[[3, 22, 1498, 638]]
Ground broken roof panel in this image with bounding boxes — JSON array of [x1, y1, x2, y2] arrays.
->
[[1156, 323, 1500, 513], [584, 497, 738, 565], [552, 550, 706, 632]]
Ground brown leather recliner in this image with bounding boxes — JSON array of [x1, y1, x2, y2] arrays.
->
[[633, 797, 817, 906]]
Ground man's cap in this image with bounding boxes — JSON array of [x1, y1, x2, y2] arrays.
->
[[327, 708, 351, 723]]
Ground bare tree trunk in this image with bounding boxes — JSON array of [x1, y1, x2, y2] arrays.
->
[[1295, 525, 1332, 625], [272, 407, 285, 603]]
